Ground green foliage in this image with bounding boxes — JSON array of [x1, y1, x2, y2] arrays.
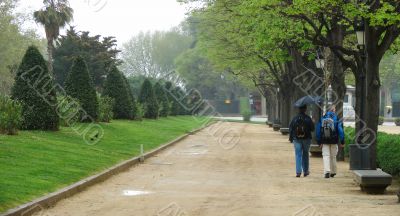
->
[[165, 82, 178, 116], [122, 75, 138, 120], [134, 103, 145, 121], [120, 28, 193, 78], [377, 134, 400, 176], [378, 116, 384, 125], [176, 87, 189, 115], [241, 110, 252, 122], [344, 127, 400, 176], [64, 57, 99, 122], [240, 97, 251, 113], [395, 118, 400, 126], [33, 0, 73, 37], [103, 66, 134, 119], [175, 48, 249, 100], [187, 90, 203, 115], [54, 27, 121, 88], [34, 0, 74, 75], [98, 94, 114, 123], [11, 46, 59, 130], [0, 0, 45, 95], [139, 79, 159, 119], [57, 95, 80, 127], [0, 95, 22, 135], [153, 82, 170, 117], [125, 75, 160, 98]]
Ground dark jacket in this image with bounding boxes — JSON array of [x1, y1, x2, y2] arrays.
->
[[316, 111, 345, 145], [289, 113, 315, 143]]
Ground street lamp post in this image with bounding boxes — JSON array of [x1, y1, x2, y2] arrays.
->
[[355, 19, 367, 148], [315, 50, 325, 117], [349, 16, 376, 170]]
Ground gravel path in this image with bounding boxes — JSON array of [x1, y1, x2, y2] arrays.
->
[[35, 122, 399, 216]]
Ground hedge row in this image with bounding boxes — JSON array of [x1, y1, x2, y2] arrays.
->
[[344, 127, 400, 176], [2, 46, 199, 135]]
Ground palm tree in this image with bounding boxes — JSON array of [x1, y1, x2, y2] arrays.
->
[[34, 0, 73, 74]]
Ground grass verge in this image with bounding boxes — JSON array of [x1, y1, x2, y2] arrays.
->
[[0, 116, 208, 213]]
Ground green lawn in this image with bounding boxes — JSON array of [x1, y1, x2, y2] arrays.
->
[[0, 116, 209, 213]]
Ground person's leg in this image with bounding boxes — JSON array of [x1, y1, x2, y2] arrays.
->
[[293, 140, 303, 176], [302, 139, 311, 175], [322, 144, 331, 176], [330, 145, 338, 176]]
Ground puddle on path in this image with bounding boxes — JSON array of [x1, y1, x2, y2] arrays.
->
[[148, 161, 174, 166], [176, 149, 208, 155], [189, 144, 207, 148], [122, 190, 153, 196]]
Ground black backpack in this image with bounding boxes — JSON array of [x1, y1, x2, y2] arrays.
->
[[294, 115, 309, 139]]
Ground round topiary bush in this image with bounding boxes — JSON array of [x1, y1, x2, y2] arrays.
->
[[64, 57, 99, 122], [154, 82, 170, 117], [11, 46, 59, 130], [139, 79, 159, 119], [104, 66, 134, 119]]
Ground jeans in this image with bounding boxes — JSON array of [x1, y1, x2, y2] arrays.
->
[[293, 139, 311, 174]]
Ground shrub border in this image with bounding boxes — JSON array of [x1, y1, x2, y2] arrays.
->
[[1, 121, 215, 216]]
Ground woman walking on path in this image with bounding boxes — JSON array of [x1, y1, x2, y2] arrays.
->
[[289, 105, 315, 178], [316, 106, 345, 178]]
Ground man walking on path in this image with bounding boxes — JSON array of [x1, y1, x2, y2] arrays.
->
[[289, 105, 315, 178], [316, 105, 345, 178]]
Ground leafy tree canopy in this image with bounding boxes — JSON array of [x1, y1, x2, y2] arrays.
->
[[54, 27, 121, 89]]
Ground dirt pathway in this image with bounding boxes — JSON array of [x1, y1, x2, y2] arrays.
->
[[35, 122, 399, 216]]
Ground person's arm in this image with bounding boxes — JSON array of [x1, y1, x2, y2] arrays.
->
[[289, 118, 294, 143], [337, 119, 345, 144]]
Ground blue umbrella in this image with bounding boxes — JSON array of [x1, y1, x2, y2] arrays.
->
[[294, 96, 324, 108]]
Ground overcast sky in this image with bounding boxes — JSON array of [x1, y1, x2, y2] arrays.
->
[[18, 0, 188, 46]]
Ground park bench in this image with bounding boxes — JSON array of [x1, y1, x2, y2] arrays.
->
[[280, 128, 289, 135], [309, 144, 322, 156], [272, 124, 281, 131], [352, 169, 392, 194]]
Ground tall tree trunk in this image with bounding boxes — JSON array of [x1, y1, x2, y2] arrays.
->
[[265, 89, 276, 122], [47, 37, 54, 75], [279, 90, 291, 128], [365, 54, 380, 170]]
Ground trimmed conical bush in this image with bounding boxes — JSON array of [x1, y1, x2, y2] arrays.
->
[[64, 57, 99, 122], [154, 82, 170, 117], [11, 46, 59, 130], [165, 81, 178, 116], [122, 75, 138, 119], [175, 86, 188, 115], [103, 66, 134, 119], [139, 79, 159, 119]]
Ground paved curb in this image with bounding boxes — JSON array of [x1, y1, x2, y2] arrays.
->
[[1, 122, 214, 216]]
